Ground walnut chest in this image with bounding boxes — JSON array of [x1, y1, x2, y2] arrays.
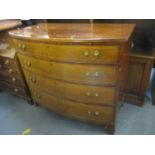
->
[[9, 23, 135, 134], [0, 20, 31, 103]]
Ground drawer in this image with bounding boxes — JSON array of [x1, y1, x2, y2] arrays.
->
[[0, 81, 28, 97], [24, 70, 116, 105], [0, 72, 25, 87], [13, 39, 119, 64], [32, 89, 114, 124], [0, 56, 19, 71], [18, 54, 117, 86], [0, 65, 22, 77]]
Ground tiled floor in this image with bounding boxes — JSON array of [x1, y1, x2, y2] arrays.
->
[[0, 92, 155, 135]]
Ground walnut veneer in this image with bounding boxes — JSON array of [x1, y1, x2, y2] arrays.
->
[[9, 23, 135, 134]]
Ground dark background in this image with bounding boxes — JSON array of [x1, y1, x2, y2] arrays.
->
[[22, 19, 155, 51]]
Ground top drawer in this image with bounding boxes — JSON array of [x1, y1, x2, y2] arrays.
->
[[13, 39, 119, 64]]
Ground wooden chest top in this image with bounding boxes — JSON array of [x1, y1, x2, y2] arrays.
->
[[0, 20, 21, 32], [9, 23, 135, 43]]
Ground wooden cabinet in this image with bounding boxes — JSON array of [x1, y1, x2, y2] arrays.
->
[[124, 49, 154, 106], [9, 23, 135, 134], [152, 71, 155, 105], [0, 20, 32, 103]]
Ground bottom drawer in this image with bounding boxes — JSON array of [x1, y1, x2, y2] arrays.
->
[[32, 89, 114, 124], [0, 81, 28, 98]]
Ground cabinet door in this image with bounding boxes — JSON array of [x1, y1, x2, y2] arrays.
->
[[124, 55, 154, 106]]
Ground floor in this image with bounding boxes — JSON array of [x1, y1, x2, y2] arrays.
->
[[0, 92, 155, 135]]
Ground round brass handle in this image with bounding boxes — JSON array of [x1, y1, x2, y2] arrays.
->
[[30, 76, 36, 83], [5, 60, 10, 65], [87, 110, 91, 115], [8, 68, 13, 74], [18, 43, 22, 48], [24, 60, 27, 64], [14, 88, 18, 92], [12, 77, 16, 82], [27, 61, 31, 67], [94, 72, 100, 77], [22, 44, 26, 51], [94, 111, 100, 116], [32, 78, 36, 83], [94, 50, 100, 57], [83, 50, 89, 57], [94, 93, 99, 97], [85, 72, 91, 77], [86, 92, 91, 96]]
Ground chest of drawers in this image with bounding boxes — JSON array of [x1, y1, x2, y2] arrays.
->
[[0, 49, 31, 101], [0, 20, 32, 103], [9, 23, 135, 134]]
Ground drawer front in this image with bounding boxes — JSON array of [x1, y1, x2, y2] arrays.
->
[[14, 39, 119, 64], [24, 70, 116, 105], [18, 54, 117, 86], [32, 89, 114, 124], [0, 81, 28, 97], [0, 65, 22, 77], [0, 72, 25, 87], [0, 56, 19, 71]]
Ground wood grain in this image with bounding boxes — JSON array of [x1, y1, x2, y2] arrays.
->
[[124, 50, 154, 106], [24, 70, 116, 105], [18, 53, 117, 86], [8, 23, 135, 134], [9, 23, 135, 43], [13, 39, 119, 64], [32, 88, 114, 124]]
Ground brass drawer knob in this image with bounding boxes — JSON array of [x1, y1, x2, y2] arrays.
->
[[85, 72, 91, 77], [27, 61, 31, 67], [94, 72, 100, 77], [18, 43, 22, 48], [83, 50, 89, 57], [94, 111, 100, 116], [94, 50, 100, 57], [14, 88, 18, 92], [88, 110, 92, 115], [8, 68, 13, 74], [5, 60, 10, 65], [32, 79, 36, 83], [22, 44, 26, 51], [12, 77, 16, 82], [86, 92, 91, 96], [24, 60, 27, 64], [30, 77, 37, 83], [94, 93, 99, 97]]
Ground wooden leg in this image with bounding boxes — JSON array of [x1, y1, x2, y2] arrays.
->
[[106, 125, 115, 134], [27, 100, 34, 105], [33, 101, 39, 106], [35, 102, 40, 106]]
